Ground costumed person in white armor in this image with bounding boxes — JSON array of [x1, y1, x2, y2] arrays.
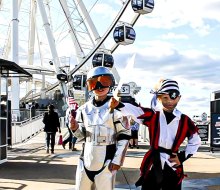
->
[[117, 79, 201, 190], [69, 66, 133, 190]]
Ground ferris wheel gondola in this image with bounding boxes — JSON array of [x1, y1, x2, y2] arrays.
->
[[72, 74, 87, 90], [113, 23, 136, 45], [131, 0, 154, 14], [92, 51, 114, 68]]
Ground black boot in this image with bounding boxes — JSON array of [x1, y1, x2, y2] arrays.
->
[[62, 142, 65, 149], [69, 142, 72, 150], [72, 143, 77, 151]]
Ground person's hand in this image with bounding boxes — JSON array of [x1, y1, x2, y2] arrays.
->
[[109, 97, 120, 113], [108, 163, 121, 172], [168, 153, 181, 168]]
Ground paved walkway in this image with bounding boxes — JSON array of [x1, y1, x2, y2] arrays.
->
[[0, 129, 220, 190]]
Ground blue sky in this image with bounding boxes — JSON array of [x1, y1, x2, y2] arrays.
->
[[1, 0, 219, 118], [84, 0, 220, 117]]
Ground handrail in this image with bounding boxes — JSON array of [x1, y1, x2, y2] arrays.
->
[[11, 115, 45, 145], [11, 109, 47, 122]]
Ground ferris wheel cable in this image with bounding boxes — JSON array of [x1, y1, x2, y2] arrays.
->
[[58, 0, 97, 52], [56, 1, 75, 30], [55, 23, 70, 44], [56, 29, 70, 44], [44, 1, 78, 38], [56, 0, 90, 32], [87, 0, 99, 14], [48, 10, 70, 40], [74, 0, 100, 30], [68, 0, 131, 77], [68, 0, 98, 49], [59, 0, 84, 54], [71, 0, 96, 47]]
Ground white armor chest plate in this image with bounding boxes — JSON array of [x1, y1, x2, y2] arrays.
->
[[83, 102, 116, 145], [82, 101, 119, 171]]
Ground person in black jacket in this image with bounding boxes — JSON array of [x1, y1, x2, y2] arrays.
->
[[43, 104, 61, 154]]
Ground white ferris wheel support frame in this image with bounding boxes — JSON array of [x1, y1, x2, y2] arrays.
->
[[59, 0, 120, 82], [23, 0, 133, 101], [28, 0, 132, 100], [36, 0, 68, 99]]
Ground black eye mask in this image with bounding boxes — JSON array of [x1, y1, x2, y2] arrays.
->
[[168, 90, 180, 100]]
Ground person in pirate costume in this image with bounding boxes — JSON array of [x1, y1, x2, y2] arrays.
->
[[132, 79, 201, 190], [69, 66, 133, 190]]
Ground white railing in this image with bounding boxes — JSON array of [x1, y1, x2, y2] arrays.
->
[[11, 114, 44, 145], [11, 114, 65, 145], [11, 109, 47, 122]]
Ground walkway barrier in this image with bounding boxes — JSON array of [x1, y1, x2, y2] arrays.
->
[[11, 114, 45, 145], [11, 109, 47, 122]]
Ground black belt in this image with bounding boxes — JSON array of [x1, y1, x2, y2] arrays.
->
[[151, 147, 176, 185]]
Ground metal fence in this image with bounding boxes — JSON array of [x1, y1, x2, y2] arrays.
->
[[11, 108, 47, 122], [10, 109, 47, 145], [11, 115, 44, 145], [10, 109, 65, 145]]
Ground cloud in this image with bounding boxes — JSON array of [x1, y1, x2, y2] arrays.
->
[[114, 40, 220, 85], [91, 3, 118, 20], [136, 0, 220, 36], [161, 32, 189, 40], [113, 38, 220, 116]]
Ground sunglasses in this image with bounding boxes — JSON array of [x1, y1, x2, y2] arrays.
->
[[86, 75, 113, 91]]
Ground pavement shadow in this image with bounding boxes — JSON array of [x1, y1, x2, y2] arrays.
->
[[183, 172, 220, 190], [0, 155, 77, 185], [0, 182, 27, 190]]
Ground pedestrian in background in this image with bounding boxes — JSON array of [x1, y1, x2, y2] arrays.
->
[[30, 102, 36, 118], [129, 118, 140, 149], [62, 97, 78, 151], [43, 104, 61, 154]]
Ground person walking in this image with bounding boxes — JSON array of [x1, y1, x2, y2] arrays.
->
[[43, 104, 61, 154], [129, 118, 140, 149]]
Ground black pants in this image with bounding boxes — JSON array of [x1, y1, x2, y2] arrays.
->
[[45, 132, 56, 151], [63, 127, 72, 145], [141, 164, 182, 190], [63, 127, 77, 145]]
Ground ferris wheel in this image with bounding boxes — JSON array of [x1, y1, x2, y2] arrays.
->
[[0, 0, 154, 108]]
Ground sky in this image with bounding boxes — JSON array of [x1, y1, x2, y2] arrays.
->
[[85, 0, 220, 118], [1, 0, 220, 118]]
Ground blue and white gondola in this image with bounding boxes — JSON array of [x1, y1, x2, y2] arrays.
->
[[113, 23, 136, 45], [92, 51, 114, 68], [131, 0, 154, 14]]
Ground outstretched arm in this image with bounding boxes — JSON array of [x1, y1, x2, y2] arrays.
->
[[109, 97, 144, 124]]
